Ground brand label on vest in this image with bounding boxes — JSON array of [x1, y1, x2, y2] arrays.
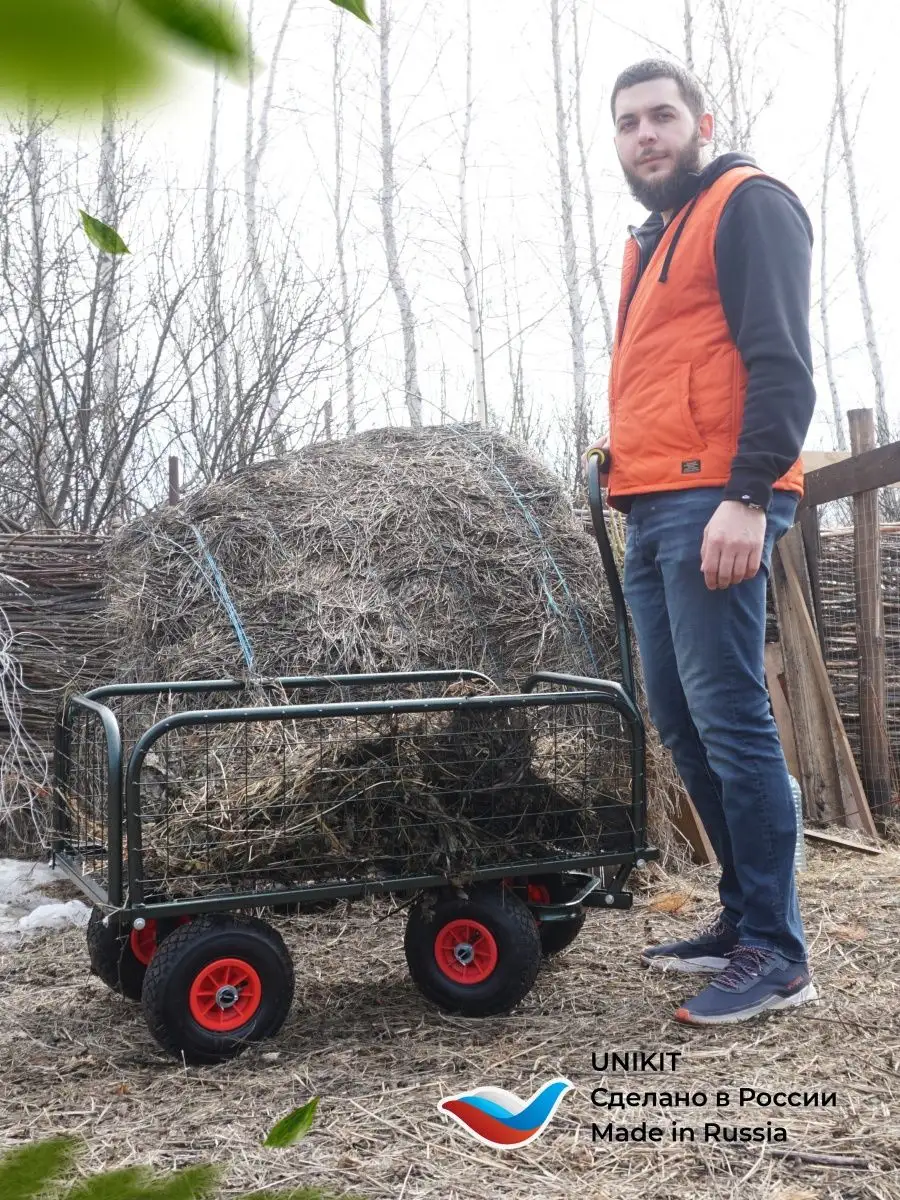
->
[[681, 459, 702, 474]]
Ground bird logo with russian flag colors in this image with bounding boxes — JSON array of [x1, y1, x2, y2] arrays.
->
[[438, 1078, 573, 1148]]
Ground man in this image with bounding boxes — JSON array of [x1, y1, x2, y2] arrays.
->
[[587, 60, 817, 1025]]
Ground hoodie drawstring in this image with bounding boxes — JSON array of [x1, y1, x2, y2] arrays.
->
[[658, 192, 704, 283]]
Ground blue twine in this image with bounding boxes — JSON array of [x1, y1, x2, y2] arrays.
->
[[188, 524, 257, 675], [447, 430, 601, 675]]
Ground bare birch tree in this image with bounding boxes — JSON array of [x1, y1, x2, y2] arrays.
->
[[96, 95, 124, 519], [818, 103, 847, 452], [332, 15, 358, 434], [244, 0, 297, 452], [833, 0, 889, 445], [571, 2, 613, 359], [204, 65, 229, 441], [23, 113, 53, 527], [688, 0, 772, 155], [684, 0, 696, 70], [458, 0, 487, 424], [378, 0, 423, 427], [550, 0, 588, 467]]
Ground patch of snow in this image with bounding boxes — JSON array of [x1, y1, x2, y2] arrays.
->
[[0, 858, 91, 940], [0, 857, 59, 905], [17, 899, 91, 932]]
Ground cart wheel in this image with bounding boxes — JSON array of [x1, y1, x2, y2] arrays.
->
[[141, 914, 294, 1065], [526, 876, 587, 957], [404, 887, 541, 1017], [87, 908, 191, 1001], [87, 908, 147, 1001]]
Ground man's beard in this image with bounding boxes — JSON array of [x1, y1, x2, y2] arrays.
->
[[622, 130, 703, 213]]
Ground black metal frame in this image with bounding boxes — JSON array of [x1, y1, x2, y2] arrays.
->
[[52, 456, 657, 923]]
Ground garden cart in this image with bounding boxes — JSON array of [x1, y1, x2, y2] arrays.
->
[[52, 452, 656, 1064]]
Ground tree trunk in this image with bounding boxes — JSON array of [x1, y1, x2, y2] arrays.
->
[[24, 114, 53, 528], [684, 0, 695, 69], [715, 0, 746, 152], [572, 1, 613, 358], [97, 95, 124, 521], [205, 65, 229, 477], [332, 16, 357, 433], [550, 0, 588, 468], [819, 104, 846, 452], [244, 0, 296, 455], [379, 0, 423, 427], [833, 0, 889, 446], [458, 0, 487, 424]]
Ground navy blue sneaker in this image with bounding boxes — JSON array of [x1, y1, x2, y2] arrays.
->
[[675, 946, 818, 1025], [640, 916, 739, 974]]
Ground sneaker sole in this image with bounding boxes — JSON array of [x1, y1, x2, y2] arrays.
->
[[674, 982, 820, 1026], [640, 953, 731, 975]]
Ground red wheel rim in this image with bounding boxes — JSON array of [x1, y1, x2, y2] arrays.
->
[[527, 883, 552, 906], [129, 921, 158, 966], [189, 958, 263, 1031], [434, 919, 498, 984]]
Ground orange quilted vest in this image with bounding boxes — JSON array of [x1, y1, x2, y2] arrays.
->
[[607, 164, 804, 509]]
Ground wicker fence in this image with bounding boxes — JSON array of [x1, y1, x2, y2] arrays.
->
[[0, 533, 108, 854]]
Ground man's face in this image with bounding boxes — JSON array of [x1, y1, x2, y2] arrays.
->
[[613, 78, 713, 213]]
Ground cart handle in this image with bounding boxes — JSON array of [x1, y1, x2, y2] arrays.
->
[[586, 449, 636, 703]]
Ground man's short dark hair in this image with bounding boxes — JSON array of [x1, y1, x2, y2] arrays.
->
[[610, 59, 706, 123]]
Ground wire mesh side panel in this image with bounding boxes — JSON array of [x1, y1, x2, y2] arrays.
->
[[133, 695, 637, 900], [55, 706, 113, 890]]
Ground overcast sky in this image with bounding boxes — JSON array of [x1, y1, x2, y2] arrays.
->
[[87, 0, 896, 462]]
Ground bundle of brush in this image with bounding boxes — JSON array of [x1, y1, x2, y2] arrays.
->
[[104, 424, 638, 893]]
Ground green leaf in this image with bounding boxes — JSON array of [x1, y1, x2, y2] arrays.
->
[[68, 1163, 219, 1200], [329, 0, 373, 26], [80, 211, 131, 255], [0, 0, 159, 109], [263, 1098, 320, 1149], [0, 1137, 76, 1200], [131, 0, 249, 67]]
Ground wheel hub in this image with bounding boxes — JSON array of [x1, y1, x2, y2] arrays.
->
[[189, 957, 264, 1031], [454, 942, 475, 966], [434, 918, 499, 984], [214, 984, 241, 1009]]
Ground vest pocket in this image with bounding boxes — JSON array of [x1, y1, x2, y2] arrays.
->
[[676, 363, 707, 451]]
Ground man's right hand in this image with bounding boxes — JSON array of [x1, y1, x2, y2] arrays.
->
[[582, 434, 611, 483]]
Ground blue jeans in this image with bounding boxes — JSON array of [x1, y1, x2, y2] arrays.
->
[[623, 487, 807, 964]]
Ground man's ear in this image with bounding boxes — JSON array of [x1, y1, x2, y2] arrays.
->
[[698, 111, 714, 147]]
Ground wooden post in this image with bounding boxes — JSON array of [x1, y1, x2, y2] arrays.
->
[[848, 408, 893, 822], [168, 455, 181, 507]]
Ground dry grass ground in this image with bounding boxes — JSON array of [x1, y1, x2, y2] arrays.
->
[[1, 840, 898, 1200]]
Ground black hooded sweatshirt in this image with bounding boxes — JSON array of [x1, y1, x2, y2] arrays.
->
[[623, 152, 816, 511]]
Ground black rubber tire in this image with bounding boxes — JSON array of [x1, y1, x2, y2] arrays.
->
[[529, 875, 588, 957], [141, 914, 294, 1065], [86, 908, 149, 1001], [404, 887, 541, 1018]]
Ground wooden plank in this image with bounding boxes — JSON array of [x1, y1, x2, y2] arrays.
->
[[799, 439, 900, 508], [802, 829, 882, 855], [765, 641, 800, 780], [780, 514, 817, 628], [777, 528, 878, 837], [771, 540, 843, 825], [671, 790, 715, 866], [798, 504, 825, 654], [848, 409, 893, 823], [800, 450, 850, 472]]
